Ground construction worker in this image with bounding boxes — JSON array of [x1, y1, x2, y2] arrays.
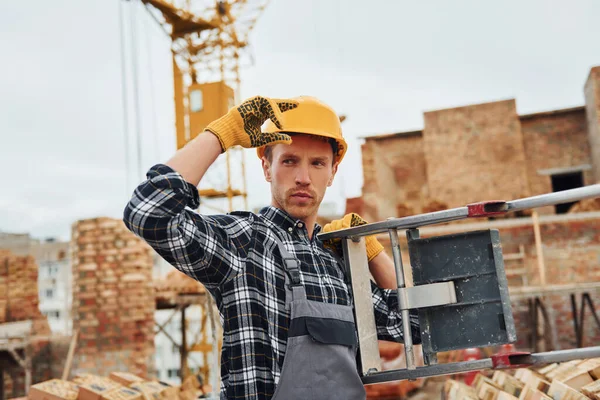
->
[[123, 95, 421, 400]]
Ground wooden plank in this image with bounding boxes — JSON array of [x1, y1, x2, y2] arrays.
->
[[0, 320, 32, 339], [548, 379, 590, 400], [537, 363, 559, 378], [189, 343, 213, 353], [494, 371, 526, 397], [581, 379, 600, 400], [552, 366, 594, 391], [518, 385, 553, 400], [498, 392, 519, 400], [61, 329, 78, 380], [578, 359, 600, 380], [475, 375, 502, 392], [515, 368, 549, 392], [504, 377, 526, 397], [478, 381, 501, 400], [545, 361, 581, 380], [531, 211, 545, 286]]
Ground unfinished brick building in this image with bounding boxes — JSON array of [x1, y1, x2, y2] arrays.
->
[[352, 65, 600, 352], [358, 66, 600, 221]]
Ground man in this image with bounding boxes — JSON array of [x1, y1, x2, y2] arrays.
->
[[123, 95, 420, 400]]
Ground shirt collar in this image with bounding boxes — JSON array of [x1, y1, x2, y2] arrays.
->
[[259, 206, 323, 237]]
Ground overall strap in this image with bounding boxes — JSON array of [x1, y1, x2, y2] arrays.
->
[[272, 234, 307, 304]]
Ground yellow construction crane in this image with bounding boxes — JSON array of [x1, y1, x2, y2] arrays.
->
[[142, 0, 271, 212]]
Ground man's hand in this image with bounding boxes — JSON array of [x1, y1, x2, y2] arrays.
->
[[205, 96, 298, 152], [322, 213, 384, 262]]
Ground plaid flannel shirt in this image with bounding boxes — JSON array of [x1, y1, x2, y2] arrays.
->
[[123, 164, 420, 400]]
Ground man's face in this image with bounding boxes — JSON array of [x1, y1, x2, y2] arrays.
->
[[262, 135, 338, 222]]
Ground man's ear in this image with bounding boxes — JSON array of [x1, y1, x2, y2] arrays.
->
[[327, 161, 339, 187], [262, 157, 272, 182]]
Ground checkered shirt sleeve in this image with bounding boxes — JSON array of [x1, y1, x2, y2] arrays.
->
[[122, 163, 252, 289]]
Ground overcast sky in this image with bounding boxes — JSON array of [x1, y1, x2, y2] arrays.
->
[[1, 0, 599, 241]]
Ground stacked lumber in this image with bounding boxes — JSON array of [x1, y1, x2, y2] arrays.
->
[[443, 357, 600, 399], [71, 217, 155, 377], [364, 341, 425, 399], [26, 371, 212, 400]]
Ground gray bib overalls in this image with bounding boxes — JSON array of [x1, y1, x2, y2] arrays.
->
[[271, 236, 367, 400]]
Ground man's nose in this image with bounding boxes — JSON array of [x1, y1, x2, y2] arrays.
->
[[295, 165, 311, 185]]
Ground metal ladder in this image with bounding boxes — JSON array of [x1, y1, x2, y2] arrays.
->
[[318, 184, 600, 384]]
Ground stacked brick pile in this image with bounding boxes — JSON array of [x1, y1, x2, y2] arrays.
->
[[443, 357, 600, 399], [71, 217, 155, 378], [0, 249, 49, 328], [0, 249, 52, 398], [26, 371, 210, 400]]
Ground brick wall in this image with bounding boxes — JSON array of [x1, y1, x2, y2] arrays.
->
[[423, 99, 530, 208], [361, 132, 428, 220], [361, 137, 399, 221], [70, 217, 155, 379], [585, 66, 600, 182], [358, 66, 600, 221], [520, 108, 592, 215]]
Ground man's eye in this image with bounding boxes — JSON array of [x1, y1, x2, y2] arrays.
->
[[283, 159, 295, 164], [313, 161, 325, 166]]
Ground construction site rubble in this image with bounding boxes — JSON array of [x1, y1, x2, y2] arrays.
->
[[443, 357, 600, 400]]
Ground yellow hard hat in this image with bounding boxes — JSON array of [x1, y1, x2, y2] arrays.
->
[[257, 96, 348, 163]]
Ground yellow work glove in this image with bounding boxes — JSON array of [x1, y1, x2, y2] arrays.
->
[[205, 95, 298, 152], [322, 213, 384, 262]]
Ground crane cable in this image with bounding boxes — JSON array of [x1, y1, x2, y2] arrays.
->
[[142, 6, 160, 162], [118, 0, 132, 196], [129, 0, 144, 181]]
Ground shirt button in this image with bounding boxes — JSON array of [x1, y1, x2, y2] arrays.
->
[[297, 222, 304, 228], [288, 227, 293, 232]]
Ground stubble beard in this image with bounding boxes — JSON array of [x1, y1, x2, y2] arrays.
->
[[273, 187, 322, 221]]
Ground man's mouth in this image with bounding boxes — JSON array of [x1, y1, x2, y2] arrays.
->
[[291, 192, 313, 199]]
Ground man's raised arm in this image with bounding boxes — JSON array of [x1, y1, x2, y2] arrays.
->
[[165, 131, 222, 187], [122, 96, 298, 289]]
